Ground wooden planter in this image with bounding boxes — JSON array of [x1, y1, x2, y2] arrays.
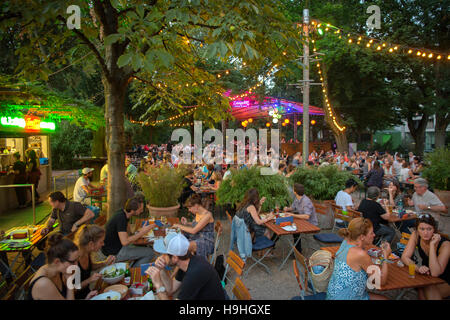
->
[[147, 204, 180, 217]]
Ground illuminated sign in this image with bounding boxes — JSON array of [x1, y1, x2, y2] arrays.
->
[[0, 116, 55, 132], [231, 100, 251, 108], [1, 117, 26, 128]]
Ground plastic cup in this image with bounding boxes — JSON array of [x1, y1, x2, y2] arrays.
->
[[408, 264, 415, 278]]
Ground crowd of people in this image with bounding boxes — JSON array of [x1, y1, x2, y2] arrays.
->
[[2, 141, 448, 301]]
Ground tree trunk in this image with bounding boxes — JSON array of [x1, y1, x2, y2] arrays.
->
[[334, 132, 348, 153], [103, 76, 129, 220], [407, 114, 429, 156], [91, 126, 106, 157], [435, 113, 449, 149]]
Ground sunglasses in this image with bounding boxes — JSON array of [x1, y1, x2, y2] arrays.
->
[[418, 213, 431, 219], [61, 257, 79, 264]]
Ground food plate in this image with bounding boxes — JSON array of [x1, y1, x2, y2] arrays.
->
[[7, 240, 32, 248], [281, 225, 297, 232], [90, 291, 121, 300], [104, 284, 128, 299], [100, 262, 127, 284]]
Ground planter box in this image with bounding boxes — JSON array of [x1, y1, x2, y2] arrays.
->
[[147, 204, 180, 217]]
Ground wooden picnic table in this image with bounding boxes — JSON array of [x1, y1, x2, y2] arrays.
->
[[264, 215, 320, 270], [0, 224, 50, 279], [321, 245, 445, 299]]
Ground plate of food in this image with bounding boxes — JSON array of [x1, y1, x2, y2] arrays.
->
[[100, 263, 127, 284], [104, 284, 128, 299], [90, 291, 121, 300], [7, 240, 32, 248]]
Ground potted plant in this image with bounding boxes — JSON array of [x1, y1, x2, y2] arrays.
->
[[422, 148, 450, 214], [288, 165, 362, 229], [137, 165, 187, 217], [216, 166, 291, 212]]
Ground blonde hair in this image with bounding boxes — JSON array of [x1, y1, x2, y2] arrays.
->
[[338, 217, 373, 241], [74, 225, 105, 249]]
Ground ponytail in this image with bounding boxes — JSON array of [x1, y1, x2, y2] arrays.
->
[[46, 232, 78, 264], [74, 225, 105, 249]]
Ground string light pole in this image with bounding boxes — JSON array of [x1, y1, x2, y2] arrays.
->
[[302, 8, 310, 166]]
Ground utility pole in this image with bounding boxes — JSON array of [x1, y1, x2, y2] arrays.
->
[[302, 8, 310, 166]]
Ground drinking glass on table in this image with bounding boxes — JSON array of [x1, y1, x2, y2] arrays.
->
[[408, 263, 416, 278]]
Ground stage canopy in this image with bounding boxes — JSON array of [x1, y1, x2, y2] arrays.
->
[[229, 95, 324, 121]]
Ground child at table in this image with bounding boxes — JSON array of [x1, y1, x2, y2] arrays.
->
[[326, 217, 390, 300], [401, 214, 450, 300]]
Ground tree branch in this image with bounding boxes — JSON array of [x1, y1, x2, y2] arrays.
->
[[56, 15, 109, 78]]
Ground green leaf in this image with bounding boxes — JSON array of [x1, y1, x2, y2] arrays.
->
[[117, 52, 133, 68], [131, 54, 143, 71], [136, 5, 144, 19], [104, 34, 121, 46], [218, 41, 228, 57]]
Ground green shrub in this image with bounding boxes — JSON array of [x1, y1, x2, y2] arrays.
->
[[137, 166, 187, 207], [289, 165, 361, 200], [422, 148, 450, 191], [216, 166, 291, 212]]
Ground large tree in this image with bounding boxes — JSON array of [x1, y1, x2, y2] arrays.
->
[[1, 0, 302, 218]]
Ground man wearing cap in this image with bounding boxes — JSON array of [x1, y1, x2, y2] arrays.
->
[[73, 167, 96, 205], [146, 233, 226, 300]]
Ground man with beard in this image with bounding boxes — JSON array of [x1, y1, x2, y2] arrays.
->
[[73, 168, 96, 205], [146, 233, 226, 300]]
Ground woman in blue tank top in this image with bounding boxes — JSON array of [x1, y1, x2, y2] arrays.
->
[[327, 217, 391, 300]]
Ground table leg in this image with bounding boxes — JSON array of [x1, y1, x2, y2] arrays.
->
[[0, 255, 14, 279], [278, 234, 302, 271]]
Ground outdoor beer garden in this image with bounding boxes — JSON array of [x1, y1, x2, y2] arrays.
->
[[0, 0, 449, 303]]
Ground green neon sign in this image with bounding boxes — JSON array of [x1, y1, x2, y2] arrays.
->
[[0, 116, 56, 131]]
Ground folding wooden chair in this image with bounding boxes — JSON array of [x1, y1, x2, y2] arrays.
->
[[225, 210, 233, 224], [209, 221, 223, 265], [2, 284, 17, 300], [94, 214, 107, 227], [231, 277, 251, 300], [222, 250, 245, 286], [331, 204, 354, 232]]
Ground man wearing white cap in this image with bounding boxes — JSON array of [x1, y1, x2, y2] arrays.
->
[[73, 167, 95, 205], [146, 233, 226, 300]]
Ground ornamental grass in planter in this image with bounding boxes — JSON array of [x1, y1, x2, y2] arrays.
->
[[216, 166, 291, 212], [137, 165, 187, 217]]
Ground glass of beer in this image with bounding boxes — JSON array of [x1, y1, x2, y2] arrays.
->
[[408, 263, 416, 278]]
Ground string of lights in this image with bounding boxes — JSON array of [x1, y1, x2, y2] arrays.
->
[[129, 106, 197, 126], [310, 20, 449, 62]]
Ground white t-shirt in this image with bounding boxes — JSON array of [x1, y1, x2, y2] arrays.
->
[[74, 176, 89, 202], [334, 190, 353, 211], [399, 168, 410, 182], [223, 170, 232, 180]]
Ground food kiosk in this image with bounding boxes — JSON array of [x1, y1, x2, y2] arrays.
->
[[0, 115, 55, 214]]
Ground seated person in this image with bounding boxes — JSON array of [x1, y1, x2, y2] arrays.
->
[[28, 233, 98, 300], [208, 171, 222, 191], [284, 183, 318, 253], [401, 215, 450, 300], [399, 160, 414, 182], [407, 178, 447, 231], [365, 161, 384, 189], [146, 233, 226, 300], [386, 181, 415, 234], [411, 157, 423, 175], [102, 197, 155, 267], [179, 169, 195, 207], [335, 179, 359, 211], [235, 188, 275, 240], [73, 168, 96, 205], [326, 218, 390, 300], [41, 192, 95, 237], [73, 225, 116, 299], [358, 187, 396, 244], [173, 194, 215, 258]]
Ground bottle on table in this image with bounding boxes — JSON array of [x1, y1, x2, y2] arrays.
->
[[147, 276, 153, 292], [124, 264, 131, 285]]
